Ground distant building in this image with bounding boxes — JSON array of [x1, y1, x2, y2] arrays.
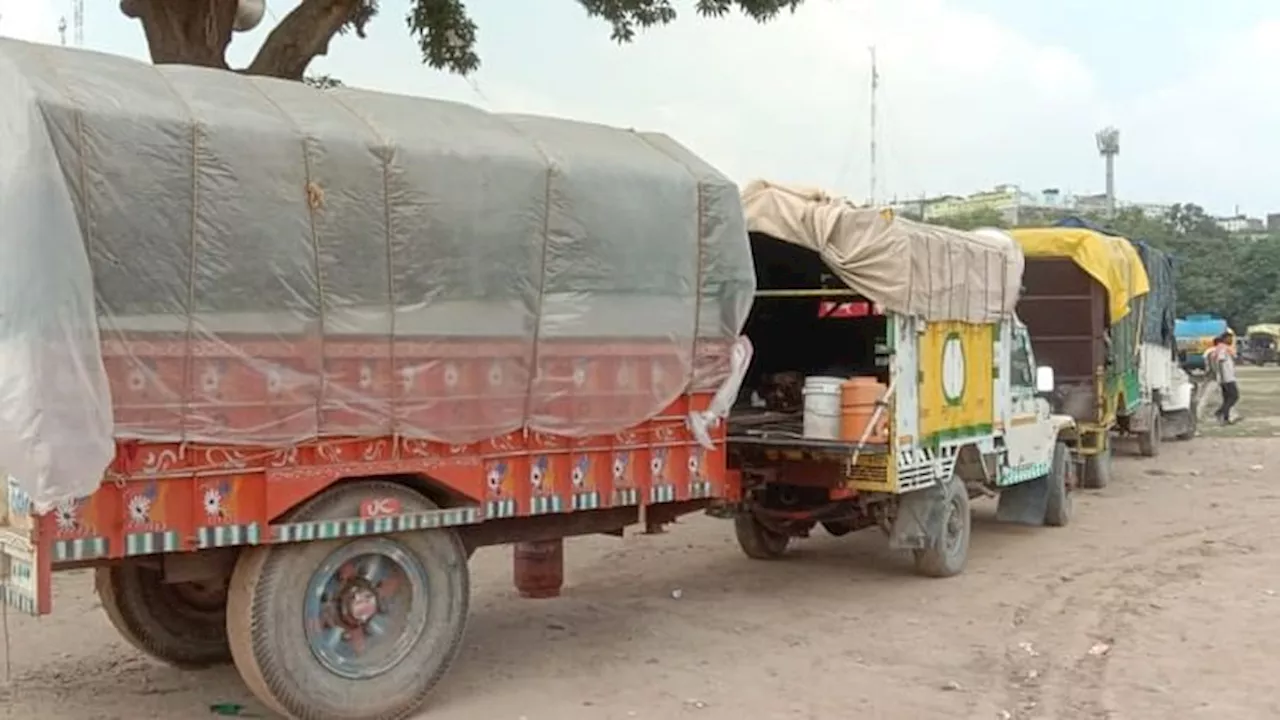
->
[[886, 183, 1170, 227], [890, 184, 1045, 225], [1267, 213, 1280, 232], [1128, 202, 1171, 220], [1215, 215, 1264, 234], [1072, 193, 1110, 215]]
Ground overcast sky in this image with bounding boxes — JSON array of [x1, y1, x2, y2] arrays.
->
[[2, 0, 1276, 216]]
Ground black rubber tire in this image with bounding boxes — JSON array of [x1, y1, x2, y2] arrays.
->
[[821, 520, 856, 537], [226, 482, 470, 720], [1078, 446, 1113, 489], [733, 513, 791, 560], [1174, 407, 1197, 441], [1044, 442, 1073, 527], [1138, 413, 1161, 457], [912, 480, 971, 578], [96, 562, 232, 668]]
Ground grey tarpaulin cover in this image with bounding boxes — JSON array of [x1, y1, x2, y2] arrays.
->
[[0, 39, 755, 511], [741, 180, 1022, 322], [1132, 242, 1177, 349]]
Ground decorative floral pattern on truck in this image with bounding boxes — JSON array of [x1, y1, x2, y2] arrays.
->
[[31, 389, 727, 569]]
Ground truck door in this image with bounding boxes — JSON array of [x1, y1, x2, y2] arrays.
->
[[1002, 326, 1052, 477]]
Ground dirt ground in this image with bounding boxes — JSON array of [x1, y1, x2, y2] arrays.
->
[[3, 370, 1280, 719]]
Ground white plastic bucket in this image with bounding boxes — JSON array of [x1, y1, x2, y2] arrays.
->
[[802, 376, 845, 439]]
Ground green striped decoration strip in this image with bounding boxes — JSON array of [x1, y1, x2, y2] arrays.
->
[[270, 506, 481, 544], [570, 492, 601, 511], [125, 531, 181, 556], [530, 495, 564, 515], [613, 488, 639, 506], [1000, 461, 1052, 487], [688, 481, 714, 499], [649, 485, 676, 503], [196, 523, 263, 549], [53, 537, 110, 562], [485, 498, 517, 519]]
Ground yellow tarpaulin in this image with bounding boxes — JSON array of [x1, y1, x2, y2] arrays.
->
[[1009, 227, 1151, 322]]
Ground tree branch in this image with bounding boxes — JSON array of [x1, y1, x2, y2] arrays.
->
[[406, 0, 479, 75], [246, 0, 365, 80]]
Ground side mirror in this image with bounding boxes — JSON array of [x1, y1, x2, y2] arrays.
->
[[1035, 366, 1055, 393]]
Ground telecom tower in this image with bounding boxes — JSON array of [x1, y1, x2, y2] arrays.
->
[[58, 0, 83, 47], [73, 0, 83, 46], [1095, 126, 1119, 218]]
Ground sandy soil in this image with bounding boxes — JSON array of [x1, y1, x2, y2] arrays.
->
[[4, 388, 1280, 718]]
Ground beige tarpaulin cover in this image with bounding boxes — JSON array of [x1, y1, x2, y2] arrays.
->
[[741, 180, 1023, 323]]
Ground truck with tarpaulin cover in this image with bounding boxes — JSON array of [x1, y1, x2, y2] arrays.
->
[[1052, 217, 1197, 444], [0, 39, 757, 720], [719, 182, 1077, 578], [1176, 313, 1234, 372], [1010, 225, 1188, 489], [1241, 324, 1280, 365]]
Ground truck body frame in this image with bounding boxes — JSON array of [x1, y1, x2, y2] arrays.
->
[[726, 295, 1076, 577]]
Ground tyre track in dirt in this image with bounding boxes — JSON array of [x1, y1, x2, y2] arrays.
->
[[996, 441, 1279, 720], [2, 438, 1278, 719]]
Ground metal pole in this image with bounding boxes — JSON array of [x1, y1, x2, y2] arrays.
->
[[868, 46, 878, 206], [1104, 153, 1116, 219]]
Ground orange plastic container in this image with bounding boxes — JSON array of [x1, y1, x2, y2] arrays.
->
[[840, 377, 887, 443]]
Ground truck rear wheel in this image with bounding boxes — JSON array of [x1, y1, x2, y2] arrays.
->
[[733, 512, 790, 559], [226, 482, 470, 720], [96, 562, 231, 668], [1044, 442, 1073, 527], [1138, 413, 1161, 457], [1172, 407, 1197, 441], [1079, 447, 1113, 489], [912, 480, 970, 578]]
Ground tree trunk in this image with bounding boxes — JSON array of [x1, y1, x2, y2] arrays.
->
[[121, 0, 360, 81], [246, 0, 364, 80], [122, 0, 238, 70]]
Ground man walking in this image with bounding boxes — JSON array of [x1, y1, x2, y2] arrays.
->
[[1208, 333, 1240, 424]]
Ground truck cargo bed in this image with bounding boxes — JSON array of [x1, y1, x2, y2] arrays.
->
[[727, 410, 888, 454], [1018, 257, 1108, 423]]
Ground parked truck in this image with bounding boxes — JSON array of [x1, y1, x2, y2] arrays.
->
[[0, 40, 759, 720], [1010, 224, 1194, 489], [721, 183, 1078, 578], [1051, 217, 1197, 444], [1240, 324, 1280, 365], [1176, 313, 1234, 372]]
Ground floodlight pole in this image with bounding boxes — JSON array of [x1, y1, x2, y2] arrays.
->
[[1104, 154, 1115, 218], [1095, 127, 1119, 220]]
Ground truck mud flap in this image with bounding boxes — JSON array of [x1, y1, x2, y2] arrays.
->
[[994, 476, 1049, 526], [888, 482, 951, 551], [0, 478, 49, 616]]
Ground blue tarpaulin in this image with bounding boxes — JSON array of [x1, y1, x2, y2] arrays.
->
[[1175, 314, 1228, 339]]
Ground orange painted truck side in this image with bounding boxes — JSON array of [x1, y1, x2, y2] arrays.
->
[[0, 37, 754, 720], [35, 339, 735, 591]]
